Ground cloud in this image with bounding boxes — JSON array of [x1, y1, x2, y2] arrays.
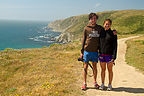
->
[[95, 3, 101, 7]]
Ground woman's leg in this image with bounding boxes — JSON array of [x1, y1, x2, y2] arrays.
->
[[100, 62, 106, 84], [107, 62, 113, 85], [83, 62, 88, 84]]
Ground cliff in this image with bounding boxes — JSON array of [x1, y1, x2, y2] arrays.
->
[[48, 9, 144, 43]]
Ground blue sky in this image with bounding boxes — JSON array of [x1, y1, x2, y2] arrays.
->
[[0, 0, 143, 21]]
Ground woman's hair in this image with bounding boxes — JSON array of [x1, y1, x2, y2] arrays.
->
[[103, 19, 112, 25], [89, 13, 98, 20]]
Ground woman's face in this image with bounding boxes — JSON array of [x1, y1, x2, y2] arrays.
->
[[89, 16, 97, 25], [104, 21, 111, 30]]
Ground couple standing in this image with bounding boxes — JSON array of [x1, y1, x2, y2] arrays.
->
[[81, 13, 117, 91]]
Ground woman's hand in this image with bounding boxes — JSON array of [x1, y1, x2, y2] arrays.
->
[[111, 59, 115, 65]]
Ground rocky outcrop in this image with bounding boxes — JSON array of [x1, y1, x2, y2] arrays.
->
[[56, 32, 73, 43], [48, 16, 80, 43]]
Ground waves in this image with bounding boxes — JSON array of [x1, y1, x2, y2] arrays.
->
[[28, 26, 61, 44], [0, 20, 61, 50]]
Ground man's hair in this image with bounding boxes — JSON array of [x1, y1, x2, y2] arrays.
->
[[103, 19, 112, 25], [89, 13, 98, 20]]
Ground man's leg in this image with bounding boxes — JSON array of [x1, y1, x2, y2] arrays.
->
[[82, 62, 88, 90], [92, 62, 100, 88], [92, 62, 97, 82], [83, 62, 88, 84]]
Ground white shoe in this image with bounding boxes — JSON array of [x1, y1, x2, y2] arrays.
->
[[107, 84, 112, 91], [99, 83, 104, 90]]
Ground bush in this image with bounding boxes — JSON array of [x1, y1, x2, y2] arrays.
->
[[3, 48, 14, 53]]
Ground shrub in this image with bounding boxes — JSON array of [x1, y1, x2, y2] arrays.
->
[[3, 48, 14, 53]]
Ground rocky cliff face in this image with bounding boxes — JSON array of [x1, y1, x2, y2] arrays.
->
[[48, 16, 81, 43], [56, 32, 73, 43]]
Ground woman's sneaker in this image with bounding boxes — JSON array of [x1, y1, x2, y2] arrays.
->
[[107, 84, 112, 91], [99, 83, 105, 90], [81, 83, 87, 90], [94, 82, 100, 89]]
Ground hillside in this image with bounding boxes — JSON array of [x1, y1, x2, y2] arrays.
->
[[48, 9, 144, 43], [1, 9, 144, 96], [1, 36, 144, 96], [0, 42, 84, 96], [126, 35, 144, 73]]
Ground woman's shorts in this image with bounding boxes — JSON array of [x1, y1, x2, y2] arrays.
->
[[99, 54, 112, 63], [83, 51, 98, 63]]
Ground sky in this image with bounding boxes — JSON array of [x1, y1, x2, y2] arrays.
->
[[0, 0, 144, 21]]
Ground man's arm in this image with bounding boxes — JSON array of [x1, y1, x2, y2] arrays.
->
[[81, 29, 87, 54]]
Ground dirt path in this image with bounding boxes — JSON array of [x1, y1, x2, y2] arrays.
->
[[82, 36, 144, 96]]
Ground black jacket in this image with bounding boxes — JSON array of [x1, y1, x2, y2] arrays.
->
[[99, 29, 117, 60]]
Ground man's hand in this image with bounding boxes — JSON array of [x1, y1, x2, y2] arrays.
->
[[81, 48, 84, 54], [78, 54, 84, 62], [80, 54, 83, 58], [113, 30, 117, 35]]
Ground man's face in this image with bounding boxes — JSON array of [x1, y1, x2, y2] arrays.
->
[[89, 16, 97, 25]]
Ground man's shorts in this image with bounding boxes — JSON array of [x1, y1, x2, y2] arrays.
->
[[83, 51, 98, 63], [99, 54, 112, 63]]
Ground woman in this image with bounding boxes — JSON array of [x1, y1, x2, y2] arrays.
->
[[99, 19, 117, 91]]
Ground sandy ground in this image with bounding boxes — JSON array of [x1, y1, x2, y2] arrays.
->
[[81, 36, 144, 96]]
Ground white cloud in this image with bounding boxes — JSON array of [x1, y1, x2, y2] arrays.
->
[[95, 3, 101, 7]]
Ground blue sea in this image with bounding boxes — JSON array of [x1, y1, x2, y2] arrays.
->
[[0, 20, 60, 50]]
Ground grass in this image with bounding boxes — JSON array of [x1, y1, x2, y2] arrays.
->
[[0, 34, 143, 96], [126, 35, 144, 73], [0, 42, 84, 96]]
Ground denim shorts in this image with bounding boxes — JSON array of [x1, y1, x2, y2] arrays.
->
[[83, 51, 98, 63], [99, 54, 112, 63]]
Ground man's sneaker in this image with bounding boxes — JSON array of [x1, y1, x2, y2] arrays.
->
[[107, 84, 112, 91], [94, 82, 100, 89], [99, 83, 105, 90], [81, 83, 87, 90]]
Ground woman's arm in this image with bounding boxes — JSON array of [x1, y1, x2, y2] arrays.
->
[[112, 35, 117, 60]]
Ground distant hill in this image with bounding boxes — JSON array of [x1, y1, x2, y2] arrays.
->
[[48, 9, 144, 43]]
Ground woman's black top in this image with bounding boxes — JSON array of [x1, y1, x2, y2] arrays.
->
[[99, 28, 117, 60]]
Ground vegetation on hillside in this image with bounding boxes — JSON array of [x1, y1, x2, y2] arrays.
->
[[48, 9, 144, 41], [126, 35, 144, 73], [0, 42, 84, 96], [1, 9, 144, 96]]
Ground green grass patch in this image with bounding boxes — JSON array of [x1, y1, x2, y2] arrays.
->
[[3, 48, 15, 53], [126, 35, 144, 73], [6, 88, 17, 93]]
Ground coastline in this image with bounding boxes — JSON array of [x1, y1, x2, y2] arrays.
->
[[0, 20, 61, 51]]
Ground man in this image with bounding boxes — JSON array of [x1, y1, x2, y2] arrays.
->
[[81, 13, 105, 90]]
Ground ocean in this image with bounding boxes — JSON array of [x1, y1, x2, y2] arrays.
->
[[0, 20, 60, 50]]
